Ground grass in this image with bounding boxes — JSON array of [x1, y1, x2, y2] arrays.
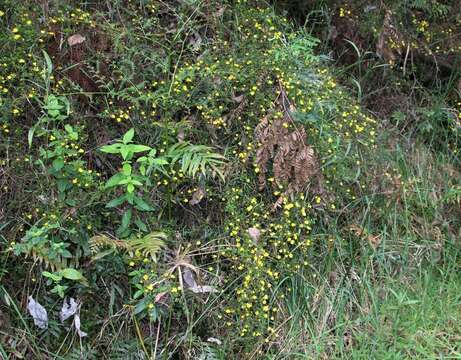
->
[[268, 127, 461, 358], [277, 260, 461, 359]]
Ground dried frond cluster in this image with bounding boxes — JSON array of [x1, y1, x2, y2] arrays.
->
[[255, 89, 320, 201]]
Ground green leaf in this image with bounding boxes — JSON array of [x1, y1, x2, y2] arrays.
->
[[133, 289, 144, 299], [91, 249, 116, 261], [134, 297, 149, 315], [121, 146, 130, 160], [51, 284, 68, 298], [43, 271, 62, 282], [133, 196, 153, 211], [52, 158, 64, 171], [28, 125, 36, 148], [42, 50, 53, 76], [60, 268, 83, 281], [126, 192, 134, 205], [131, 179, 143, 186], [105, 172, 126, 189], [106, 195, 127, 208], [122, 163, 132, 175], [121, 209, 132, 230], [100, 143, 122, 154], [135, 218, 148, 232], [128, 144, 151, 153], [153, 158, 169, 166], [123, 128, 135, 144], [127, 183, 135, 193], [57, 179, 69, 193]]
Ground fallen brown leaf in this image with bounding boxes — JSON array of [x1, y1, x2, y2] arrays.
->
[[68, 34, 86, 47]]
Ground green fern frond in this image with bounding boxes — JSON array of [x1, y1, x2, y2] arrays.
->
[[90, 232, 166, 261], [128, 232, 166, 260], [409, 0, 451, 18], [167, 142, 226, 180]]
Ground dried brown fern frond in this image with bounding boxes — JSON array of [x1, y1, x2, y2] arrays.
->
[[254, 85, 320, 205]]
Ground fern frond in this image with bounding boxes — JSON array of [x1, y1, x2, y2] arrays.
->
[[128, 232, 166, 260], [90, 232, 166, 261], [89, 234, 130, 254], [167, 142, 226, 180]]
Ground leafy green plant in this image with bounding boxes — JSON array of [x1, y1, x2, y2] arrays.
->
[[42, 268, 87, 298], [101, 128, 154, 207], [100, 128, 164, 236], [13, 221, 73, 270], [36, 124, 95, 202], [28, 52, 70, 147]]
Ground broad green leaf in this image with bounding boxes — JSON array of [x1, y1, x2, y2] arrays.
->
[[121, 209, 132, 229], [52, 158, 64, 171], [128, 144, 151, 153], [135, 218, 148, 231], [134, 196, 153, 211], [106, 195, 127, 208], [57, 179, 69, 192], [127, 183, 135, 193], [133, 289, 144, 299], [153, 158, 169, 166], [43, 271, 62, 282], [131, 179, 143, 186], [64, 124, 74, 134], [122, 163, 132, 175], [126, 192, 134, 205], [91, 249, 115, 261], [139, 164, 146, 176], [134, 297, 149, 315], [123, 128, 135, 144], [100, 143, 122, 154], [60, 268, 83, 281], [121, 146, 130, 160], [105, 172, 126, 189]]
